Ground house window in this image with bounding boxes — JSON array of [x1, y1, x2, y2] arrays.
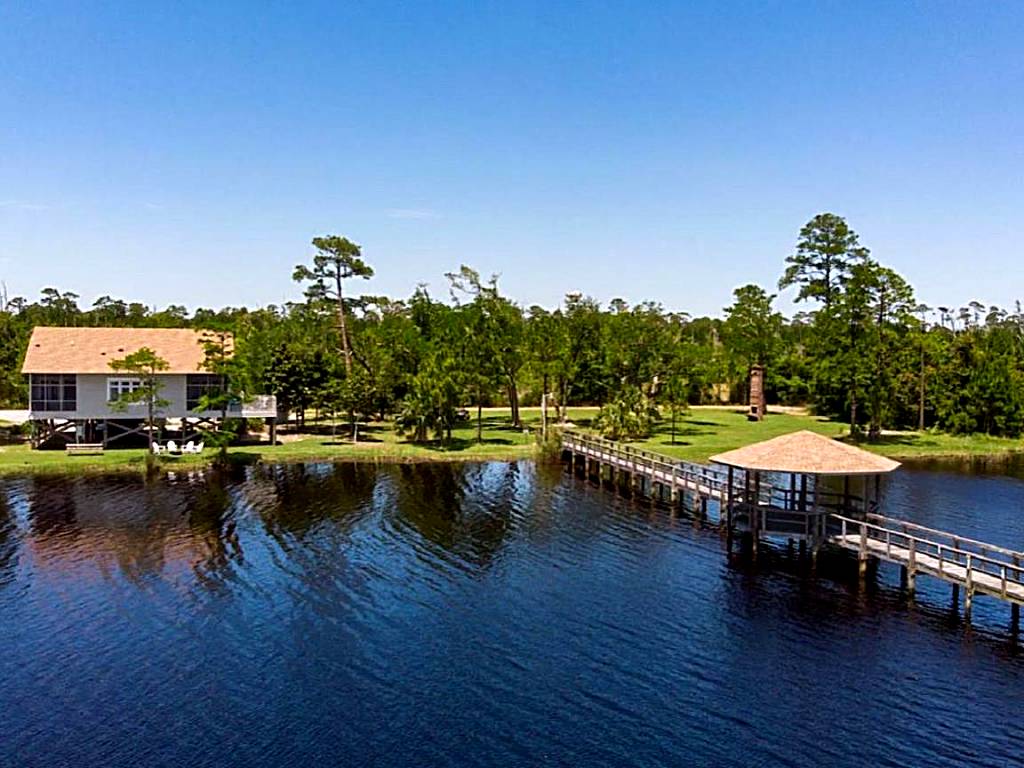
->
[[30, 374, 77, 412], [108, 378, 142, 403], [186, 374, 223, 411]]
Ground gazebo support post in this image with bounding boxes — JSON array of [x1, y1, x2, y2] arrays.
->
[[811, 473, 821, 562], [726, 466, 734, 555], [751, 470, 760, 559]]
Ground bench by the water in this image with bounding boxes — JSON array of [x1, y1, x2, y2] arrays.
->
[[562, 429, 1024, 632], [65, 443, 105, 456]]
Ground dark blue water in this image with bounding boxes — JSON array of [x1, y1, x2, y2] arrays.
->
[[2, 461, 1024, 767]]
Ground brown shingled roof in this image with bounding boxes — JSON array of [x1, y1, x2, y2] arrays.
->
[[21, 327, 233, 375], [709, 430, 901, 476]]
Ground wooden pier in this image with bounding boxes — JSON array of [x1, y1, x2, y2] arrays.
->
[[562, 429, 1024, 630], [562, 430, 750, 503]]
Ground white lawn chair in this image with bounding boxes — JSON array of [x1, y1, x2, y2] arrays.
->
[[151, 443, 163, 455], [183, 440, 196, 454], [166, 440, 181, 455], [194, 441, 204, 453]]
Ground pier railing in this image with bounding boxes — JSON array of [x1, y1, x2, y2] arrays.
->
[[865, 513, 1024, 563], [830, 513, 1024, 599], [562, 430, 778, 504]]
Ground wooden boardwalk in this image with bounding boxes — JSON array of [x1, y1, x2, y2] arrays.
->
[[563, 430, 1024, 626], [561, 430, 773, 503]]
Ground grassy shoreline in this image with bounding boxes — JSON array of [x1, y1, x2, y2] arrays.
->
[[1, 406, 1021, 477]]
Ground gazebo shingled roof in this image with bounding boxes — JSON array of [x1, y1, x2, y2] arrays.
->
[[709, 430, 901, 476]]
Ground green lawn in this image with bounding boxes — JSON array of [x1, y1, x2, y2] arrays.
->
[[0, 416, 539, 475], [584, 408, 845, 463], [1, 405, 1021, 476], [573, 406, 1024, 463]]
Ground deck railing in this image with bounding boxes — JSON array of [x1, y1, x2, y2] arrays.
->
[[738, 503, 830, 539], [229, 394, 278, 418]]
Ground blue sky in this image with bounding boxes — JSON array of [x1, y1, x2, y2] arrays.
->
[[1, 1, 1021, 317]]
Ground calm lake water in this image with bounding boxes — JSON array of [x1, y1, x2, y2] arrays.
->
[[2, 459, 1024, 767]]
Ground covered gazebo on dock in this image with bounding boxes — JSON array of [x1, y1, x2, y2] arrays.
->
[[709, 430, 901, 554]]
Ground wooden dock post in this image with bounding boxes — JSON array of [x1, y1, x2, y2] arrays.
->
[[964, 556, 974, 623], [858, 521, 869, 579], [1012, 604, 1020, 635], [906, 538, 916, 593]]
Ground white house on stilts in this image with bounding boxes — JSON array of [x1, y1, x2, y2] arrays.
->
[[21, 327, 277, 449]]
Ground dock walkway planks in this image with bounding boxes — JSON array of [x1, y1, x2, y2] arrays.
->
[[832, 534, 1024, 603]]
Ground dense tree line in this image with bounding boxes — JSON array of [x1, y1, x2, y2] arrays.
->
[[4, 214, 1024, 440]]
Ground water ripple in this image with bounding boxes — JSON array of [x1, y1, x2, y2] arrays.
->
[[1, 462, 1023, 767]]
